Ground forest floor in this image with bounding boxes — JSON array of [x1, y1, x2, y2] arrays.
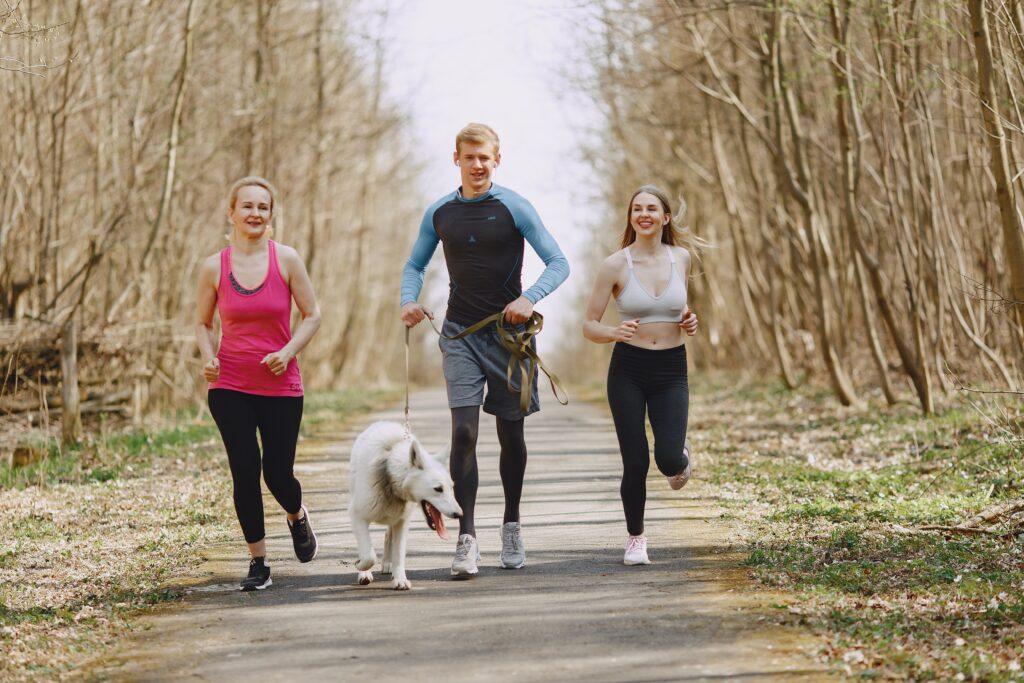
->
[[0, 389, 396, 681], [678, 373, 1024, 681]]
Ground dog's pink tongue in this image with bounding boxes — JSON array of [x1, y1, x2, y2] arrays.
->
[[428, 505, 448, 540]]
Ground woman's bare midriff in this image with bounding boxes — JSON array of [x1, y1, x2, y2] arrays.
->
[[624, 321, 685, 350]]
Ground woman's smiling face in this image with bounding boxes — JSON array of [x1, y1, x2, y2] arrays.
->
[[630, 191, 669, 238], [228, 185, 273, 239]]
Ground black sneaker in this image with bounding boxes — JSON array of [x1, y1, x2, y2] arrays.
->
[[288, 505, 318, 563], [240, 557, 272, 591]]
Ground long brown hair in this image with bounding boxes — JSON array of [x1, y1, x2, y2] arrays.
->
[[619, 184, 704, 258]]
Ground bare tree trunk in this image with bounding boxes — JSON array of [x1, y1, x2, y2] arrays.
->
[[307, 0, 326, 277], [706, 97, 771, 359], [333, 5, 388, 373], [969, 0, 1024, 351], [770, 255, 800, 389], [769, 5, 859, 406], [60, 315, 81, 446], [140, 0, 197, 268], [856, 251, 898, 404], [829, 0, 897, 406], [108, 0, 198, 320]]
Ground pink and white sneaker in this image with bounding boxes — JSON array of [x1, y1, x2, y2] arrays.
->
[[623, 534, 650, 565], [667, 439, 692, 491]]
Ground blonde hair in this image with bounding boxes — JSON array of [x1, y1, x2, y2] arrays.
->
[[228, 176, 277, 215], [620, 184, 707, 260], [455, 123, 500, 155], [226, 176, 277, 240]]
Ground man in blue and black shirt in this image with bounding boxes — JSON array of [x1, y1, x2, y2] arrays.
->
[[400, 123, 569, 578]]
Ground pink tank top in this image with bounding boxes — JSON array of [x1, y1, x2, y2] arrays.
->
[[209, 240, 303, 397]]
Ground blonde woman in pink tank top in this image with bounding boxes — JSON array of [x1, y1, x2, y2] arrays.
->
[[194, 177, 322, 591]]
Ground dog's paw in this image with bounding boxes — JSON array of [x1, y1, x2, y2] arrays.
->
[[357, 570, 374, 585], [355, 555, 376, 571], [381, 560, 392, 575], [391, 576, 411, 591]]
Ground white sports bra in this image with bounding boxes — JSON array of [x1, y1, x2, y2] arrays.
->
[[614, 245, 688, 324]]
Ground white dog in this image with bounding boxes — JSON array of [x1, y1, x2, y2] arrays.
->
[[348, 421, 462, 590]]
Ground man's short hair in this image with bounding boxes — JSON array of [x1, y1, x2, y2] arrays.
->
[[455, 123, 500, 155]]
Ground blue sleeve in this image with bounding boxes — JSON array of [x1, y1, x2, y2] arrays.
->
[[502, 192, 570, 304], [400, 205, 441, 306]]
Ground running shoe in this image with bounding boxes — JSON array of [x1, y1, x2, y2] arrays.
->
[[667, 439, 692, 491], [623, 535, 651, 566], [288, 504, 318, 563], [500, 522, 526, 569], [451, 534, 479, 579], [240, 557, 272, 591]]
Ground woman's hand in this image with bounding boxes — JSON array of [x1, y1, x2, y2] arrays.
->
[[203, 357, 220, 382], [680, 309, 698, 336], [614, 319, 640, 342], [261, 349, 294, 375]]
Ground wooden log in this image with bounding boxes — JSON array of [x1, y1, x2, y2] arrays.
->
[[19, 389, 132, 424]]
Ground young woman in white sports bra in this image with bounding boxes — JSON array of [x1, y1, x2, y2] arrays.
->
[[581, 185, 699, 566]]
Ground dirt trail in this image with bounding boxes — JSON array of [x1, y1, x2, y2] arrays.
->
[[104, 389, 831, 681]]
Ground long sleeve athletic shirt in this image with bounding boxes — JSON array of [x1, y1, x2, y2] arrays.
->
[[400, 183, 570, 326]]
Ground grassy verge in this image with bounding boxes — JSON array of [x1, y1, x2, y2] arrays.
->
[[0, 388, 396, 681], [693, 375, 1024, 681]]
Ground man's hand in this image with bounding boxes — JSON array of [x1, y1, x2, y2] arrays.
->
[[680, 309, 698, 336], [261, 349, 294, 375], [203, 357, 220, 382], [502, 296, 534, 325], [401, 302, 433, 328]]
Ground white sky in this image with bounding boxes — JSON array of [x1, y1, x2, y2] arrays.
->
[[365, 0, 604, 345]]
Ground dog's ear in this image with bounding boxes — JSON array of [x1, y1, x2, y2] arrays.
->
[[409, 440, 424, 469], [435, 444, 451, 465]]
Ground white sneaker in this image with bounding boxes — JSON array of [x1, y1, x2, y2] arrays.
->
[[623, 534, 650, 565], [500, 522, 526, 569], [451, 534, 479, 579]]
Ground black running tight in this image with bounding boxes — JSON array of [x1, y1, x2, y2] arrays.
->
[[208, 389, 304, 544], [606, 343, 689, 537], [449, 406, 528, 536]]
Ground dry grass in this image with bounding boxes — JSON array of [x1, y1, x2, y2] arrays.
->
[[0, 444, 232, 680]]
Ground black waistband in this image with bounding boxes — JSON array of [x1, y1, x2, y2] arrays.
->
[[612, 342, 686, 357]]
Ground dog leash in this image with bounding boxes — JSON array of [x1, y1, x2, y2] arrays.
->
[[403, 325, 412, 438], [403, 309, 568, 426]]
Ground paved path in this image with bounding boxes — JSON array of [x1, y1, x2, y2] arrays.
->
[[109, 389, 830, 681]]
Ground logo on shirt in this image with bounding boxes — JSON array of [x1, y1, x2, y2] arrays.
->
[[486, 216, 496, 221], [468, 235, 476, 244]]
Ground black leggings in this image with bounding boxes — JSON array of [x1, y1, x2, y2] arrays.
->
[[607, 343, 689, 537], [449, 406, 528, 537], [208, 389, 304, 544]]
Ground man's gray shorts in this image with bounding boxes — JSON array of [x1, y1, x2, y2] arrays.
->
[[439, 318, 540, 420]]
